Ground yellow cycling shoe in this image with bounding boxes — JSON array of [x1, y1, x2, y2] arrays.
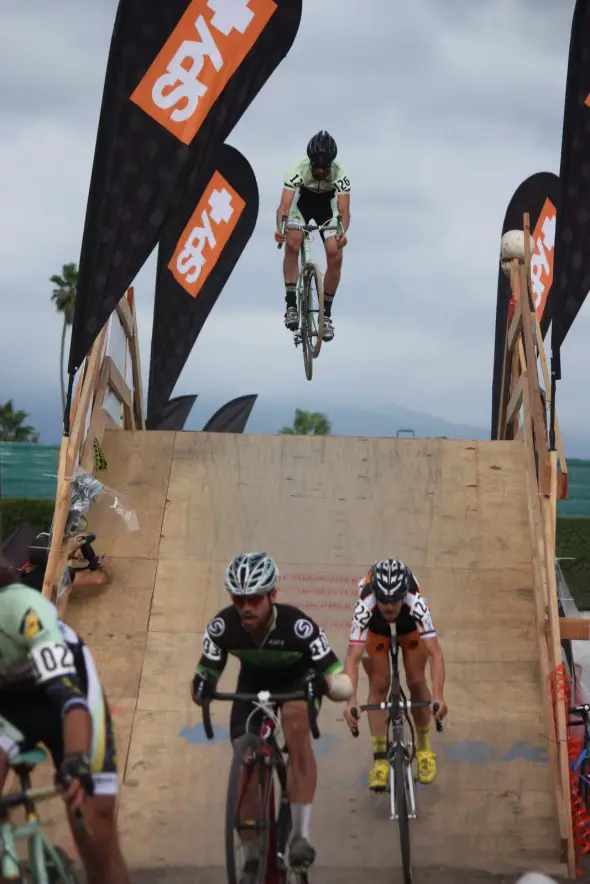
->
[[368, 760, 389, 792], [416, 750, 436, 784]]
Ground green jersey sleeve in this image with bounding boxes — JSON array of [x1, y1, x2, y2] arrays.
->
[[0, 585, 86, 712]]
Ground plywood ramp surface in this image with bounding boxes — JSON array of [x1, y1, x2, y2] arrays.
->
[[45, 431, 564, 881]]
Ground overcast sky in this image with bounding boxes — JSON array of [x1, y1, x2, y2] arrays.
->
[[1, 0, 588, 447]]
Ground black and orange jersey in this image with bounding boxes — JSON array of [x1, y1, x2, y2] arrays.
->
[[348, 565, 437, 645]]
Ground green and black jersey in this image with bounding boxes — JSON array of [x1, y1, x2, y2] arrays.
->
[[196, 602, 342, 684]]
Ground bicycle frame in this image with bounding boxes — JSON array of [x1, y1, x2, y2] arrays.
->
[[278, 213, 344, 336], [0, 783, 70, 883], [386, 637, 419, 821], [201, 684, 321, 884], [358, 634, 442, 821]]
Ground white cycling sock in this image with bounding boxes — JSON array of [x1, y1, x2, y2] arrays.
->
[[290, 803, 312, 841]]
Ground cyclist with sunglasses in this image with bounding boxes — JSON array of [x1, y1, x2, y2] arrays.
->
[[342, 559, 448, 791], [191, 552, 352, 881], [274, 130, 351, 342]]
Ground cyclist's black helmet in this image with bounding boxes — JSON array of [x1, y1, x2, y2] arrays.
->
[[307, 130, 337, 168], [370, 558, 410, 603]]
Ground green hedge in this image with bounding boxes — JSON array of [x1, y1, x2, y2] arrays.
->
[[556, 516, 590, 610], [0, 498, 55, 542]]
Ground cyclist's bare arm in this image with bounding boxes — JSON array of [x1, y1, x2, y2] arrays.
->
[[276, 188, 296, 230], [421, 634, 446, 706], [343, 642, 364, 705], [337, 193, 350, 231]]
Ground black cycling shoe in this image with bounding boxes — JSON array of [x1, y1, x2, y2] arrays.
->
[[289, 835, 316, 869], [284, 306, 298, 330], [239, 858, 259, 884]]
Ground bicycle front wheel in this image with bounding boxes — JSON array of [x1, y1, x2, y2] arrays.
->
[[303, 262, 325, 360], [225, 732, 276, 884], [394, 744, 412, 883]]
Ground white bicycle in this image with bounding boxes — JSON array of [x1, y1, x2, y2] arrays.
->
[[278, 213, 343, 381]]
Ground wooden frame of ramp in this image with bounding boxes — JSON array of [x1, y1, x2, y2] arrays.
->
[[40, 286, 144, 614], [12, 230, 586, 878], [496, 212, 583, 877]]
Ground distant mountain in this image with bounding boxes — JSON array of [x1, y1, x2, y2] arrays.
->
[[243, 399, 487, 440], [17, 389, 590, 459]]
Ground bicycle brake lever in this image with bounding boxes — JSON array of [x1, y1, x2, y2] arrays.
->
[[432, 703, 444, 732]]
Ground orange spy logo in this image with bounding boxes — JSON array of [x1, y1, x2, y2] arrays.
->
[[168, 170, 245, 298], [530, 197, 556, 319], [130, 0, 277, 145]]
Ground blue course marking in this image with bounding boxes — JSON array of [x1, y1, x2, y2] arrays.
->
[[179, 723, 230, 744], [442, 740, 548, 764], [178, 725, 338, 757]]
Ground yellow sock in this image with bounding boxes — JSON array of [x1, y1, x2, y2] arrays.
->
[[416, 725, 431, 753], [371, 735, 387, 761]]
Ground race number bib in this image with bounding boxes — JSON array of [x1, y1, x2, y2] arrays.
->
[[29, 642, 76, 683], [352, 600, 372, 629], [309, 629, 330, 662]]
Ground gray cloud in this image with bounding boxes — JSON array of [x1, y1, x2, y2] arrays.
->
[[1, 0, 586, 450]]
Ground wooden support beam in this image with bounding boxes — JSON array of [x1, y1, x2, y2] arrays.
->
[[506, 373, 524, 427], [559, 617, 590, 641]]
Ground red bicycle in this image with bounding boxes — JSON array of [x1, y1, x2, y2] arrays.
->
[[201, 678, 321, 884]]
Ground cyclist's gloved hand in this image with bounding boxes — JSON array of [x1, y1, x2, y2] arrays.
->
[[56, 752, 94, 812], [303, 670, 327, 699], [191, 671, 213, 705]]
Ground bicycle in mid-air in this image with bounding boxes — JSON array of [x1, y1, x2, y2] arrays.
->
[[201, 676, 322, 884], [277, 213, 344, 381], [351, 635, 443, 884], [0, 745, 86, 882]]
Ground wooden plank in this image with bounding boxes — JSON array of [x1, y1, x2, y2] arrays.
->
[[559, 617, 590, 641], [506, 373, 524, 427], [105, 355, 132, 412], [507, 297, 523, 352], [127, 289, 146, 430], [115, 296, 134, 340], [521, 378, 571, 862]]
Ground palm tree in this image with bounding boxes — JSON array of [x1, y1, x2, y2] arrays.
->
[[280, 408, 332, 436], [0, 400, 38, 442], [50, 262, 78, 412]]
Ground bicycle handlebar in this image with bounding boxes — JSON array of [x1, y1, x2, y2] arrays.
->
[[0, 786, 89, 835], [276, 213, 344, 249], [352, 700, 444, 734], [201, 685, 321, 741], [569, 703, 590, 728]]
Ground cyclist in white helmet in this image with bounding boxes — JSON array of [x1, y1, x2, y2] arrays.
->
[[191, 552, 352, 882], [342, 558, 447, 790]]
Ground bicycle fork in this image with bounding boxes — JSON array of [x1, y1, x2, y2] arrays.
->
[[388, 736, 417, 821]]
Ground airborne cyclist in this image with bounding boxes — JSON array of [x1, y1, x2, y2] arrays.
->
[[191, 552, 352, 882], [274, 130, 350, 342], [342, 558, 448, 790]]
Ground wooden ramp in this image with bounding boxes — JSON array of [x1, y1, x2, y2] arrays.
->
[[53, 430, 565, 882]]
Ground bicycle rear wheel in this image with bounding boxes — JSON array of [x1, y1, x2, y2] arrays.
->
[[225, 732, 276, 884], [393, 744, 412, 884], [303, 262, 324, 360]]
